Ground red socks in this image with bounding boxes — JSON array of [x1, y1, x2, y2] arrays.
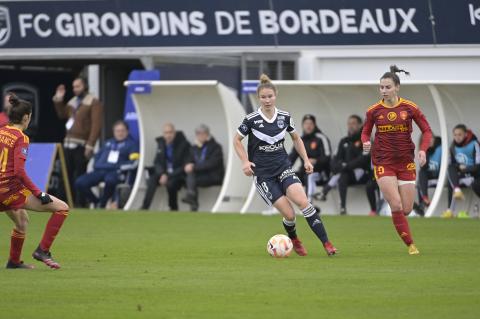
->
[[391, 211, 413, 246], [10, 229, 25, 264], [39, 210, 69, 251]]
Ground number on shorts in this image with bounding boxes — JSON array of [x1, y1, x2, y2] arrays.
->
[[261, 182, 269, 193], [377, 166, 384, 174]]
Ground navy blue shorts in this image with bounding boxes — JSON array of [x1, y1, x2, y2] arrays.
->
[[254, 168, 302, 206]]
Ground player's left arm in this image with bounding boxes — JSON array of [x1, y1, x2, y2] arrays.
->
[[290, 131, 313, 174], [13, 139, 42, 197], [287, 116, 312, 174], [412, 107, 433, 166]]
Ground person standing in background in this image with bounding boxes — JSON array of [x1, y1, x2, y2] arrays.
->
[[52, 77, 103, 206]]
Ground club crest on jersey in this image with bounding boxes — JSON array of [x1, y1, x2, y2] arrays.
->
[[406, 163, 416, 170], [387, 112, 397, 121], [277, 120, 285, 129], [240, 124, 248, 133], [400, 111, 408, 120]]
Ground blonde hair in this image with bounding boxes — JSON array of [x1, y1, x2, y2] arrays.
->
[[256, 73, 277, 96]]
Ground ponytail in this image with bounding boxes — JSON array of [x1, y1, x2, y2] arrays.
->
[[380, 65, 410, 85]]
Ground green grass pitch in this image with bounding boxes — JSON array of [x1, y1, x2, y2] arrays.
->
[[0, 211, 479, 319]]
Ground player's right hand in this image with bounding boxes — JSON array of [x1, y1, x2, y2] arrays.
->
[[362, 141, 371, 154], [54, 84, 66, 100], [37, 192, 53, 205], [304, 161, 314, 174], [242, 161, 255, 176]]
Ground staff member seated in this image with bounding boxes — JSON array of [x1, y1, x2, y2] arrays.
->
[[289, 114, 331, 203], [442, 124, 480, 218], [141, 123, 190, 211], [75, 120, 138, 208], [315, 115, 371, 215], [182, 124, 225, 211], [415, 134, 442, 215]]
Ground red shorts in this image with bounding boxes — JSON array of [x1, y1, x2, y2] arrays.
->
[[0, 187, 31, 211], [373, 162, 416, 181]]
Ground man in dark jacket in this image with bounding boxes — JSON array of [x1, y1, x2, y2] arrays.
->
[[182, 124, 224, 211], [75, 120, 138, 208], [141, 123, 190, 211], [317, 115, 371, 215], [289, 114, 331, 202]]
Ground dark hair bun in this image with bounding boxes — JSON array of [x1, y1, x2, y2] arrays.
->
[[389, 65, 410, 76], [8, 92, 20, 107]]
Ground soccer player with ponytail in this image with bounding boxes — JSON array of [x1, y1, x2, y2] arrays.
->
[[362, 66, 433, 255], [1, 93, 69, 269], [233, 74, 337, 256]]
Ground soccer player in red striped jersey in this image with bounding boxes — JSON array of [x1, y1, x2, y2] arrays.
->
[[361, 66, 433, 255], [1, 93, 31, 268], [1, 93, 69, 269]]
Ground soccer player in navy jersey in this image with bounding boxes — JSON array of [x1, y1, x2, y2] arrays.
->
[[233, 74, 337, 256]]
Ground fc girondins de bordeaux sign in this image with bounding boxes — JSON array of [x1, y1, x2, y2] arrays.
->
[[0, 0, 478, 49]]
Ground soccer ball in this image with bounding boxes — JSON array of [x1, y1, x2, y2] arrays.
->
[[267, 234, 293, 258]]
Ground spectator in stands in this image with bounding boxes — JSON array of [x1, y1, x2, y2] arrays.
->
[[442, 124, 480, 218], [181, 124, 224, 211], [52, 77, 103, 206], [415, 134, 442, 215], [141, 123, 190, 211], [289, 114, 331, 203], [75, 120, 138, 208], [315, 115, 371, 215]]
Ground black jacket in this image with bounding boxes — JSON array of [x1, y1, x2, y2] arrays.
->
[[289, 130, 331, 173], [152, 131, 190, 178], [188, 137, 225, 179], [333, 129, 370, 173]]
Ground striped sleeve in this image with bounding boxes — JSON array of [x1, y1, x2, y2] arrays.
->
[[237, 117, 251, 137], [287, 115, 296, 133]]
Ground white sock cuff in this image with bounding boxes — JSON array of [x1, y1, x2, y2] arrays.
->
[[302, 204, 317, 218], [282, 217, 296, 226]]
